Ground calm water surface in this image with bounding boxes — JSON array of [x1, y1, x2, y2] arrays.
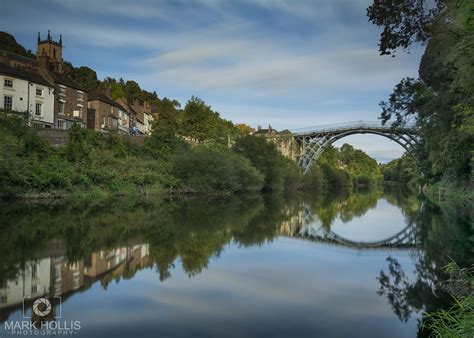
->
[[0, 188, 472, 337]]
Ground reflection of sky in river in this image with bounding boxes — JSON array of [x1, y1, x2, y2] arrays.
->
[[3, 238, 418, 338], [330, 198, 408, 243]]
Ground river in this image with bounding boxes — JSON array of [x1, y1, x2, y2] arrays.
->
[[0, 188, 472, 337]]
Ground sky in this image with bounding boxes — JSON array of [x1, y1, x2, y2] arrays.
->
[[0, 0, 424, 162]]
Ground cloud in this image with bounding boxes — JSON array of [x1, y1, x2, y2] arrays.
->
[[1, 0, 423, 160]]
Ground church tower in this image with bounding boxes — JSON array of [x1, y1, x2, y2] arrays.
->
[[37, 30, 63, 72]]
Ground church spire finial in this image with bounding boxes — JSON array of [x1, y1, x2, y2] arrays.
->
[[38, 32, 41, 43], [47, 30, 51, 41], [59, 34, 62, 47]]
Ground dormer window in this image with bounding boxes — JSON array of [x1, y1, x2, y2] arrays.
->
[[36, 88, 43, 97], [4, 79, 13, 88]]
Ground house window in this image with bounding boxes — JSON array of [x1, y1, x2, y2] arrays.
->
[[35, 103, 42, 116], [31, 264, 39, 279], [59, 102, 65, 115], [57, 119, 65, 129], [31, 284, 39, 295], [77, 91, 83, 101], [4, 79, 13, 88], [59, 86, 66, 96], [4, 95, 13, 110], [73, 110, 81, 118], [0, 295, 6, 304], [36, 88, 43, 97]]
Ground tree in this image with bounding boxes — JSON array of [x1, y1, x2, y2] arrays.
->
[[62, 62, 100, 92], [182, 97, 219, 143], [367, 0, 444, 55], [233, 135, 287, 190], [369, 0, 474, 181], [0, 31, 35, 59], [235, 123, 254, 135]]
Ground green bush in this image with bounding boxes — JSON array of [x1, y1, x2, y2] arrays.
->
[[303, 164, 326, 191], [233, 135, 287, 190], [172, 147, 264, 193]]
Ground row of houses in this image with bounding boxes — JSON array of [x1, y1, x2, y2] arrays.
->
[[0, 31, 155, 135], [0, 242, 151, 322]]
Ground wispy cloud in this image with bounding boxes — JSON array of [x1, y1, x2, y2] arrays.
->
[[1, 0, 423, 161]]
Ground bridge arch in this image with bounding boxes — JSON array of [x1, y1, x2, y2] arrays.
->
[[291, 121, 421, 174], [297, 201, 424, 249]]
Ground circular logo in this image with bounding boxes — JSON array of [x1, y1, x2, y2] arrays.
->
[[32, 298, 52, 317]]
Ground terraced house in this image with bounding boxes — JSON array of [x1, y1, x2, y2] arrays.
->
[[87, 91, 130, 134], [0, 62, 55, 128], [131, 99, 154, 135], [0, 31, 87, 129]]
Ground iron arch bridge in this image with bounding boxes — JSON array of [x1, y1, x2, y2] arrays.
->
[[291, 121, 420, 174], [296, 202, 424, 249]]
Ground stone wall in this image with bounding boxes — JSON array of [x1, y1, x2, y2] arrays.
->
[[38, 128, 70, 146], [38, 129, 146, 147]]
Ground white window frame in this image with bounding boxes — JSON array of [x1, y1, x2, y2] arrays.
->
[[36, 88, 43, 97], [35, 102, 42, 116], [58, 101, 65, 115], [4, 78, 13, 89], [77, 91, 84, 101], [59, 85, 66, 96], [3, 95, 13, 110]]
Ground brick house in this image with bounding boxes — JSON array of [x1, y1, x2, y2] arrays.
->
[[88, 91, 129, 134], [36, 32, 88, 129]]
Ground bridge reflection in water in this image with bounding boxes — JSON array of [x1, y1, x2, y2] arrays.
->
[[281, 203, 422, 249]]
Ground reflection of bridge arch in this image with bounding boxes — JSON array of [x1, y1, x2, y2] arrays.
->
[[291, 121, 420, 174], [298, 202, 423, 249]]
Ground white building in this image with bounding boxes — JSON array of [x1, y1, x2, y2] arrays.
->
[[0, 258, 51, 309], [0, 63, 55, 128]]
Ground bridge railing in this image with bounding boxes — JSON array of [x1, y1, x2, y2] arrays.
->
[[291, 120, 396, 136]]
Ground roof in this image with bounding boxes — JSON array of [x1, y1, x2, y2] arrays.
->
[[0, 49, 38, 66], [88, 91, 125, 110], [48, 70, 85, 91], [0, 62, 53, 87]]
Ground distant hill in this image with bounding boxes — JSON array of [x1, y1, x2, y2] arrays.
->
[[0, 31, 35, 59]]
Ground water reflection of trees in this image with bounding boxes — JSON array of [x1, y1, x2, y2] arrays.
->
[[377, 201, 473, 337], [0, 188, 426, 290], [2, 188, 465, 330]]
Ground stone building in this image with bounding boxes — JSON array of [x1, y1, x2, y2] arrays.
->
[[36, 32, 88, 129], [87, 91, 126, 133]]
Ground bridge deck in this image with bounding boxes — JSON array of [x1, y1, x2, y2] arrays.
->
[[291, 120, 416, 136]]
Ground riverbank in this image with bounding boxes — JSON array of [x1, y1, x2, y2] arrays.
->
[[0, 114, 383, 201], [424, 180, 474, 206]]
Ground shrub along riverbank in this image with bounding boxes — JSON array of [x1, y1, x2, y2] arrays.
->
[[0, 112, 383, 200]]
